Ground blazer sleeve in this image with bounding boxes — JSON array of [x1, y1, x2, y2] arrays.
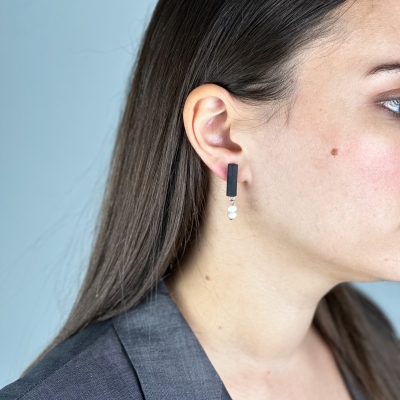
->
[[0, 320, 145, 400]]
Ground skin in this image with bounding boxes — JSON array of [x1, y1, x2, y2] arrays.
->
[[164, 0, 400, 398]]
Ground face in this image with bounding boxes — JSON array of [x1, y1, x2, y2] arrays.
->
[[243, 0, 400, 283]]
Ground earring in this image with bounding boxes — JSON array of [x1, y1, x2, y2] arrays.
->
[[226, 163, 238, 220]]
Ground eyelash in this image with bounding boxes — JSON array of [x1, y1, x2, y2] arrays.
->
[[379, 99, 400, 119]]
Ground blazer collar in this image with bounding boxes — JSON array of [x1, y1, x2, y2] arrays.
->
[[112, 277, 363, 400], [112, 277, 231, 400]]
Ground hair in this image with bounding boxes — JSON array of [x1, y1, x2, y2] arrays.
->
[[25, 0, 400, 398]]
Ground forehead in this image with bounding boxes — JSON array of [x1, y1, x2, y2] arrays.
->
[[297, 0, 400, 80], [342, 0, 400, 44]]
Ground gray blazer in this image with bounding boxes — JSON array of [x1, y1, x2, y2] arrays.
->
[[0, 278, 364, 399]]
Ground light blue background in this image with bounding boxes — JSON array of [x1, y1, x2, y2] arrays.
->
[[1, 0, 399, 389]]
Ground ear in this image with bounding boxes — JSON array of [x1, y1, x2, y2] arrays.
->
[[183, 83, 252, 183]]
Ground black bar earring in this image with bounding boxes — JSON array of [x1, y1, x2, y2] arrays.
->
[[226, 163, 238, 220]]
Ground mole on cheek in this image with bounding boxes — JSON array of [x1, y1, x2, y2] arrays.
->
[[331, 148, 338, 156]]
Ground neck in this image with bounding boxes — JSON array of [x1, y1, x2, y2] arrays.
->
[[164, 182, 345, 377]]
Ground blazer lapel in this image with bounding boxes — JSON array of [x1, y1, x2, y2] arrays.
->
[[112, 277, 229, 400], [112, 277, 364, 400]]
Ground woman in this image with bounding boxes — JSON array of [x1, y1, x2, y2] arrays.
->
[[2, 0, 400, 398]]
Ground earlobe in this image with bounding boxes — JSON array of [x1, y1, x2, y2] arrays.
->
[[183, 84, 242, 181]]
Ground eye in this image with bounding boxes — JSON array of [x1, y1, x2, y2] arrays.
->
[[380, 99, 400, 118]]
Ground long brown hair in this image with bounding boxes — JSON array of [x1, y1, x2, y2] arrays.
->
[[25, 0, 400, 398]]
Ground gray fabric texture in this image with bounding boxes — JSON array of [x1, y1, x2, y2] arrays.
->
[[0, 277, 364, 399]]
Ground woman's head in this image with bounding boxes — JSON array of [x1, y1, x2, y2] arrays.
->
[[181, 0, 400, 287], [27, 1, 400, 398]]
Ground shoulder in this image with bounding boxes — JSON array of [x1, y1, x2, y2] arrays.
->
[[0, 319, 144, 400]]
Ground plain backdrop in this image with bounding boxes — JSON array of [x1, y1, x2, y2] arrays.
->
[[1, 0, 400, 389]]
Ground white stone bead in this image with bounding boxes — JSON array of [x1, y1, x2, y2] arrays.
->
[[228, 212, 237, 220], [228, 205, 237, 213]]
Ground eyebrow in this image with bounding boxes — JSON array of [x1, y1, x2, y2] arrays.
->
[[364, 63, 400, 77]]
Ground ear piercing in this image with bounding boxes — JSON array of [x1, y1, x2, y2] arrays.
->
[[226, 163, 238, 220]]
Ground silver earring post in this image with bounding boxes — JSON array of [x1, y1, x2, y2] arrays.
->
[[228, 196, 237, 220]]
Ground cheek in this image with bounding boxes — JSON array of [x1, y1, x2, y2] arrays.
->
[[326, 135, 400, 279], [319, 132, 400, 262], [345, 135, 400, 197]]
